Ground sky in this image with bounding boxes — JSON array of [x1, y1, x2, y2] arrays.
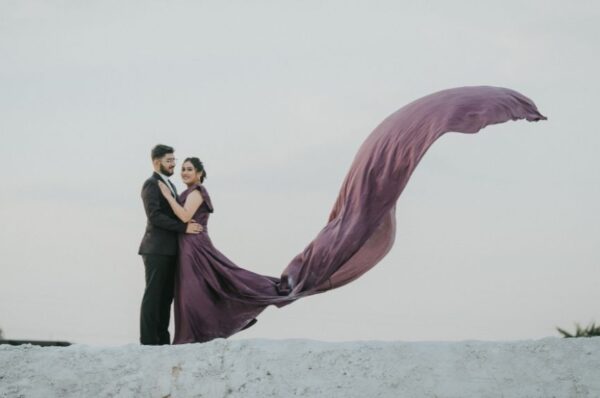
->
[[0, 0, 598, 345]]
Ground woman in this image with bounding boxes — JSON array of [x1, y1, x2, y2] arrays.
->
[[158, 157, 280, 344], [158, 87, 546, 344]]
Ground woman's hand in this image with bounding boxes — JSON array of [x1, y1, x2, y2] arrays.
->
[[158, 181, 173, 199]]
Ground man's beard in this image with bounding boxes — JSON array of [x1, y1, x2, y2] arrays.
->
[[159, 163, 174, 176]]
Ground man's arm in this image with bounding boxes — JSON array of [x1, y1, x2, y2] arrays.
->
[[141, 180, 187, 233]]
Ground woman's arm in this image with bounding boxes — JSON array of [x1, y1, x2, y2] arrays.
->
[[158, 181, 204, 223], [142, 179, 187, 233]]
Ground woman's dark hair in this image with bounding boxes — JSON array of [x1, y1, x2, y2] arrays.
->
[[151, 144, 174, 160], [184, 157, 207, 183]]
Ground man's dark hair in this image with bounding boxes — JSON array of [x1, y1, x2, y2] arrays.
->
[[151, 144, 174, 160]]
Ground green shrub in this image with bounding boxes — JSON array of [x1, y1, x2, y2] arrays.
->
[[557, 322, 600, 338]]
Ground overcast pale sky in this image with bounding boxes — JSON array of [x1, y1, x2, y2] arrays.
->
[[1, 0, 598, 344]]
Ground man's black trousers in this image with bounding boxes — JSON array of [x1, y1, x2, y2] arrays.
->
[[140, 254, 176, 345]]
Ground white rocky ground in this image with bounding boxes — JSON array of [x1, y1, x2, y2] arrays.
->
[[1, 337, 599, 397]]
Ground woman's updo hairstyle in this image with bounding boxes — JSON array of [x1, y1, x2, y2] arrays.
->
[[184, 157, 207, 183]]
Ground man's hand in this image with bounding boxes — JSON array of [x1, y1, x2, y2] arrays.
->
[[185, 220, 203, 234]]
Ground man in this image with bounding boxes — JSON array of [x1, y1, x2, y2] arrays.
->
[[138, 144, 203, 345]]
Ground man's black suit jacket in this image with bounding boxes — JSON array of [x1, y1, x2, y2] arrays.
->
[[138, 172, 186, 256]]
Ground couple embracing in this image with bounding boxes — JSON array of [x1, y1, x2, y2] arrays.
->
[[135, 87, 546, 346], [138, 144, 258, 345]]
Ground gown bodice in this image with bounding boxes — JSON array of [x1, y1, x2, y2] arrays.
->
[[177, 184, 214, 228]]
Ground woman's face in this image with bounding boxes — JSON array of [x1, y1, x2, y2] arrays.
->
[[181, 161, 202, 185]]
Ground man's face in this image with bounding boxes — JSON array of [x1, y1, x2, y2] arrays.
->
[[159, 153, 176, 176]]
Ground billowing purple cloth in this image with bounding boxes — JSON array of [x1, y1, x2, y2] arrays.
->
[[173, 86, 546, 344]]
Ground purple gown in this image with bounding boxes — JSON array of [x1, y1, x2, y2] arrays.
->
[[173, 86, 546, 344], [173, 184, 281, 344]]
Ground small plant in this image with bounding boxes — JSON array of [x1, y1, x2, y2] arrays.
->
[[557, 322, 600, 338]]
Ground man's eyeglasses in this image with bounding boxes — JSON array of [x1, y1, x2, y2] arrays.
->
[[163, 158, 177, 165]]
